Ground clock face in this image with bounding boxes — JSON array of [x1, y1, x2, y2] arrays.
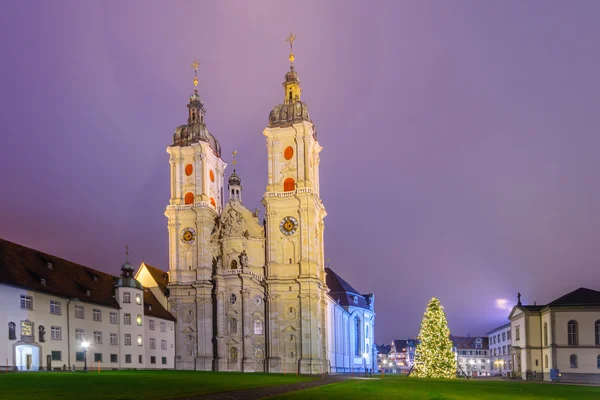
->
[[181, 228, 196, 244], [279, 216, 298, 236]]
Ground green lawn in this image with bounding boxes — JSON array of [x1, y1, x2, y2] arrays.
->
[[267, 375, 600, 400], [0, 370, 315, 400]]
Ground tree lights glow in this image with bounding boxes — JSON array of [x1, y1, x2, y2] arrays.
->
[[412, 297, 456, 379]]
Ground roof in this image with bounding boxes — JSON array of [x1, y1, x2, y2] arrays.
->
[[144, 289, 176, 322], [325, 267, 372, 309], [486, 323, 511, 335], [548, 287, 600, 306], [451, 335, 489, 350], [393, 339, 407, 352], [0, 238, 120, 309], [376, 344, 391, 355], [140, 263, 169, 294], [0, 237, 175, 322]]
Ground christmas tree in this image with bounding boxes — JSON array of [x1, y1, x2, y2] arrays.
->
[[412, 297, 456, 378]]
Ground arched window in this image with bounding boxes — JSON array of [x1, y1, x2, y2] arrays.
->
[[568, 320, 578, 345], [254, 319, 263, 335], [365, 325, 369, 339], [595, 320, 600, 345], [210, 198, 216, 208], [289, 91, 292, 100], [570, 354, 578, 368], [209, 170, 215, 182], [283, 178, 295, 192], [229, 318, 237, 334], [284, 146, 294, 160], [354, 317, 361, 356], [544, 354, 548, 368], [185, 164, 193, 176], [229, 347, 238, 363], [597, 355, 600, 369], [184, 192, 194, 205], [543, 322, 548, 346]]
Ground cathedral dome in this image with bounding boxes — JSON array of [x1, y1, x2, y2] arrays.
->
[[116, 261, 143, 290], [173, 122, 222, 155], [269, 101, 311, 128]]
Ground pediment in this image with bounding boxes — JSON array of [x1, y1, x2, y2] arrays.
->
[[226, 338, 241, 346], [182, 326, 195, 333], [226, 309, 239, 316], [283, 325, 298, 332]]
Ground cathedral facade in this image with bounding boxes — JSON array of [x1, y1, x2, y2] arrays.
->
[[164, 50, 375, 374]]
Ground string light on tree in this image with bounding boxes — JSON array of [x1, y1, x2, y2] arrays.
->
[[412, 297, 456, 379]]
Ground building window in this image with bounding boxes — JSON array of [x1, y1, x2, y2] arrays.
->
[[545, 354, 548, 368], [137, 334, 143, 346], [150, 356, 156, 364], [93, 309, 102, 322], [75, 305, 84, 319], [254, 319, 263, 335], [51, 351, 61, 361], [94, 331, 102, 344], [149, 320, 155, 331], [595, 320, 600, 345], [229, 318, 238, 334], [597, 355, 600, 369], [184, 192, 195, 204], [125, 354, 132, 364], [51, 326, 62, 340], [507, 331, 511, 340], [162, 357, 167, 365], [76, 352, 84, 362], [136, 315, 142, 326], [150, 338, 156, 349], [110, 354, 118, 363], [75, 329, 84, 342], [568, 320, 578, 345], [366, 325, 370, 339], [136, 294, 141, 305], [570, 354, 578, 368], [110, 333, 118, 345], [123, 292, 131, 303], [124, 334, 131, 346], [50, 300, 61, 315], [139, 355, 143, 364], [20, 294, 33, 310], [160, 322, 166, 332], [161, 340, 167, 350], [110, 312, 117, 324], [354, 317, 361, 356], [502, 332, 506, 341], [230, 294, 237, 304], [94, 353, 102, 362], [543, 322, 548, 346], [283, 178, 295, 192], [515, 326, 520, 341], [124, 313, 131, 325]]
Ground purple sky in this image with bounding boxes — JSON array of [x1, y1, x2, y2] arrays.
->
[[2, 1, 600, 344]]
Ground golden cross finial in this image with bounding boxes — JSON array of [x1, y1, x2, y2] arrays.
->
[[285, 33, 296, 64], [191, 60, 200, 87], [232, 150, 237, 165], [125, 245, 129, 261]]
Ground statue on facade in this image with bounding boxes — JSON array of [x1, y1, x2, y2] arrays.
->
[[39, 325, 46, 342], [8, 322, 16, 340], [239, 250, 249, 269]]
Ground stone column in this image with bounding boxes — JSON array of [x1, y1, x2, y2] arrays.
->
[[241, 288, 253, 371], [195, 286, 214, 371], [266, 293, 281, 372], [214, 276, 227, 371]]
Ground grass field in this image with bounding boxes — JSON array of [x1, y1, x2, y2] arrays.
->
[[268, 375, 600, 400], [0, 370, 314, 400]]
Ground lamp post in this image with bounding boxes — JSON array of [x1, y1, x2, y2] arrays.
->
[[82, 341, 89, 373]]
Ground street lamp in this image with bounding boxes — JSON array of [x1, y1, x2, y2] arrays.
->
[[82, 341, 89, 373]]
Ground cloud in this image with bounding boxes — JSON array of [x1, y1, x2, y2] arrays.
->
[[496, 299, 511, 311]]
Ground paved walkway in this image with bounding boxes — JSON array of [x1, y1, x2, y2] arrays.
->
[[174, 375, 349, 400]]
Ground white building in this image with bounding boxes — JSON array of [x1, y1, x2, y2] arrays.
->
[[453, 336, 490, 377], [164, 41, 376, 374], [508, 289, 600, 384], [487, 323, 512, 376], [0, 238, 175, 371]]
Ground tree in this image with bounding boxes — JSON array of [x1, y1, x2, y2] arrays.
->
[[412, 297, 456, 378]]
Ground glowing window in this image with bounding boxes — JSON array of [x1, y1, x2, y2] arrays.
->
[[210, 198, 216, 208], [210, 170, 215, 182], [284, 146, 294, 160], [184, 192, 194, 205], [283, 178, 295, 192], [185, 164, 193, 176]]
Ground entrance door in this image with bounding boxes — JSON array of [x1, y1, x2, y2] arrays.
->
[[26, 354, 32, 371]]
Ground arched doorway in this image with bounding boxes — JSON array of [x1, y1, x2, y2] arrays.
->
[[14, 342, 41, 371]]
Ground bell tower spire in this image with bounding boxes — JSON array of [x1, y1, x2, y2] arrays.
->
[[283, 33, 301, 104], [188, 60, 205, 124]]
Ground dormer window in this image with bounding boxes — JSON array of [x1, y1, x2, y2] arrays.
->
[[40, 278, 46, 286], [86, 290, 91, 296], [93, 276, 98, 282], [353, 296, 358, 304], [47, 262, 53, 270]]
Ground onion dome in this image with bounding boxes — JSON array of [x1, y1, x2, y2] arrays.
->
[[172, 89, 222, 156], [228, 169, 241, 187], [268, 66, 312, 128], [116, 258, 142, 290]]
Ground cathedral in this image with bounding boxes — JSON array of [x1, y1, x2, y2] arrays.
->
[[162, 38, 376, 374]]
